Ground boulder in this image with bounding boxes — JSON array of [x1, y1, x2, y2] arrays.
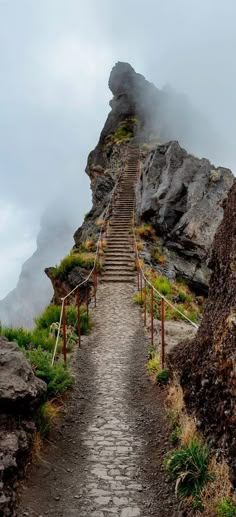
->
[[0, 337, 46, 515], [0, 339, 46, 409]]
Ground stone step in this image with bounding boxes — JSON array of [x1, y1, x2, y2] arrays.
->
[[102, 277, 135, 283]]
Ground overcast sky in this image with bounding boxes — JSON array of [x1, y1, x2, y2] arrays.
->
[[0, 0, 235, 298]]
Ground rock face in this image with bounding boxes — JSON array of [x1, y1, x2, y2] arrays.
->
[[169, 183, 236, 483], [136, 141, 234, 292], [90, 62, 224, 171], [0, 338, 46, 515]]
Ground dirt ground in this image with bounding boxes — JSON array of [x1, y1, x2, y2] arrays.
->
[[17, 283, 182, 517]]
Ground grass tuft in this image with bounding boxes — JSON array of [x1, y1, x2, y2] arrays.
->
[[165, 439, 213, 498], [26, 349, 73, 396], [53, 252, 95, 281]]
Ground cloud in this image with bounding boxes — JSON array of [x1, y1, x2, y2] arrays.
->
[[0, 0, 236, 302], [0, 202, 36, 297]]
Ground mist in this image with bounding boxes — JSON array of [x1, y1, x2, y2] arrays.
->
[[0, 0, 235, 321]]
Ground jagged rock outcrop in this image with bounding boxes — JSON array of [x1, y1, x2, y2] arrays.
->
[[169, 183, 236, 483], [136, 141, 234, 292], [0, 338, 46, 515], [47, 61, 232, 301], [89, 62, 223, 172]]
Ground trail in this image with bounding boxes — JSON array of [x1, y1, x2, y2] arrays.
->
[[17, 147, 179, 516], [18, 283, 179, 517]]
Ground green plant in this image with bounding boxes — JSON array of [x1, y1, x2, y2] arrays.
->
[[170, 425, 182, 446], [26, 349, 73, 396], [37, 401, 60, 437], [216, 499, 236, 517], [133, 292, 143, 306], [177, 290, 193, 304], [112, 117, 139, 144], [165, 439, 213, 498], [147, 345, 155, 360], [1, 326, 55, 351], [136, 223, 156, 241], [53, 253, 95, 281], [147, 354, 160, 373], [153, 276, 172, 296], [156, 369, 170, 384]]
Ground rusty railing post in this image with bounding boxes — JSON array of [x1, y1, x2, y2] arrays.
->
[[62, 302, 67, 363], [94, 269, 97, 308], [161, 297, 165, 369], [137, 264, 140, 291], [77, 290, 81, 348], [140, 270, 143, 303], [144, 279, 147, 327], [86, 284, 89, 319], [151, 287, 154, 346]]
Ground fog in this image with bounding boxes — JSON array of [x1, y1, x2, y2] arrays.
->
[[0, 0, 235, 305]]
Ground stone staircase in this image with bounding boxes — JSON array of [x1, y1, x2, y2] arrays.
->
[[102, 146, 139, 283]]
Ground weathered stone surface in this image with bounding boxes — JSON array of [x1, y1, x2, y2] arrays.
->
[[136, 141, 234, 291], [0, 338, 46, 408], [0, 337, 46, 515], [169, 182, 236, 483]]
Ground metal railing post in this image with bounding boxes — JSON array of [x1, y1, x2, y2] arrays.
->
[[140, 270, 143, 303], [151, 287, 154, 346], [94, 269, 97, 308], [161, 297, 165, 369], [62, 303, 67, 362], [77, 290, 81, 348], [86, 284, 89, 319], [144, 279, 147, 327]]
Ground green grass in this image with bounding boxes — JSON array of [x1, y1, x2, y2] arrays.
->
[[216, 500, 236, 517], [36, 401, 60, 437], [133, 292, 143, 306], [170, 425, 182, 446], [0, 326, 55, 351], [165, 439, 213, 498], [147, 354, 160, 373], [35, 303, 92, 336], [26, 349, 73, 396], [53, 252, 95, 281], [112, 117, 139, 144], [156, 369, 169, 384], [153, 276, 172, 296]]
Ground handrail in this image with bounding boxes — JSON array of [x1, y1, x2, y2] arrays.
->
[[51, 152, 126, 365], [133, 147, 199, 330]]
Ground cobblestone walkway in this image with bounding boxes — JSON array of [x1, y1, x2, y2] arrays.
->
[[18, 283, 178, 517]]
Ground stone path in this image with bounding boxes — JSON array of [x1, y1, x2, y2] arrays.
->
[[17, 283, 179, 516]]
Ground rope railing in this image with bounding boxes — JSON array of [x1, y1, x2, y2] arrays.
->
[[133, 149, 199, 369], [51, 157, 126, 366]]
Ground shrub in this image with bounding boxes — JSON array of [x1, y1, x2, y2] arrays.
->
[[153, 276, 172, 296], [133, 292, 143, 306], [165, 439, 213, 498], [177, 290, 193, 304], [147, 354, 160, 373], [53, 253, 95, 281], [136, 223, 156, 241], [35, 305, 62, 330], [151, 247, 167, 265], [170, 426, 182, 446], [216, 500, 236, 517], [156, 369, 169, 384], [1, 326, 55, 351], [112, 117, 139, 144], [26, 349, 73, 396]]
